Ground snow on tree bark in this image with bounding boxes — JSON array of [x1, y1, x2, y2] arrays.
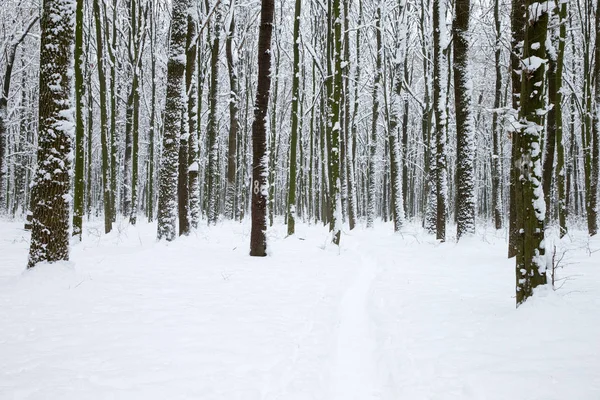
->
[[453, 0, 476, 239], [433, 0, 447, 242], [388, 0, 407, 232], [178, 105, 190, 235], [508, 0, 526, 258], [27, 0, 76, 268], [514, 0, 549, 306], [287, 0, 301, 236], [589, 0, 600, 236], [554, 0, 567, 237], [328, 0, 344, 245], [73, 0, 85, 239], [491, 0, 503, 230], [207, 2, 221, 225], [92, 0, 113, 234], [225, 3, 240, 221], [367, 6, 382, 230], [157, 0, 189, 241], [187, 6, 200, 230], [250, 0, 274, 256]]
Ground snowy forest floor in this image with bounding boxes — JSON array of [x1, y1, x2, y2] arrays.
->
[[1, 218, 599, 399]]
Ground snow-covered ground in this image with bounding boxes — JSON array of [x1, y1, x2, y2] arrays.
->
[[1, 219, 599, 399]]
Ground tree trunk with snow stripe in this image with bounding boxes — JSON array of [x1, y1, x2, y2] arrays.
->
[[250, 0, 274, 256], [157, 0, 189, 241], [514, 0, 549, 306], [453, 0, 476, 240], [433, 0, 447, 242], [27, 0, 76, 268], [187, 6, 200, 230]]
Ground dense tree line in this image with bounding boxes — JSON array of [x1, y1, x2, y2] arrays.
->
[[1, 0, 598, 305]]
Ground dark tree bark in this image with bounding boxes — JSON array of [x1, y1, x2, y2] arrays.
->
[[178, 105, 190, 235], [542, 6, 558, 224], [250, 0, 274, 256], [147, 0, 157, 222], [491, 0, 503, 230], [388, 0, 406, 232], [433, 0, 447, 241], [514, 0, 549, 306], [73, 0, 85, 239], [555, 1, 567, 237], [28, 0, 76, 268], [589, 0, 600, 236], [287, 0, 301, 236], [343, 0, 357, 231], [328, 0, 343, 244], [453, 0, 476, 239], [225, 3, 240, 220], [93, 0, 113, 234], [207, 2, 221, 225], [367, 6, 382, 229], [129, 5, 145, 226], [187, 7, 200, 229], [508, 0, 526, 258]]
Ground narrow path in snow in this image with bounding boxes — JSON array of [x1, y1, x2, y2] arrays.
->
[[330, 256, 380, 400]]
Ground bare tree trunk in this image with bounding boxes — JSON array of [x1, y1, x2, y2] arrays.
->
[[367, 6, 382, 229], [491, 0, 503, 230], [514, 0, 549, 306], [453, 0, 476, 239], [250, 0, 274, 256], [157, 0, 190, 241], [287, 0, 301, 235], [28, 0, 75, 268], [187, 5, 200, 229], [225, 2, 240, 220], [433, 0, 447, 241], [207, 2, 221, 225], [93, 0, 113, 234]]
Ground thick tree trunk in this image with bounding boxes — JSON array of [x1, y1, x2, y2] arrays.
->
[[508, 0, 526, 258], [28, 0, 75, 268], [328, 0, 343, 244], [157, 0, 189, 241], [250, 0, 274, 256], [514, 0, 549, 306], [453, 0, 475, 239]]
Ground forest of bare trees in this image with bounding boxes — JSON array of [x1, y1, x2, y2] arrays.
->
[[1, 0, 598, 305]]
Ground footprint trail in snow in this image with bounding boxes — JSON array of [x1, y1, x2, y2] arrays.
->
[[330, 256, 381, 400]]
